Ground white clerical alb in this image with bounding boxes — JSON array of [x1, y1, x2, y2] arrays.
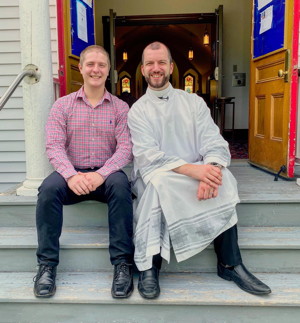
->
[[128, 84, 239, 271]]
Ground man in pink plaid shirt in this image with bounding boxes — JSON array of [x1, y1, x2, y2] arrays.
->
[[33, 45, 134, 299]]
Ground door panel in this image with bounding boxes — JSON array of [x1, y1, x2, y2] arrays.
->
[[250, 50, 288, 173]]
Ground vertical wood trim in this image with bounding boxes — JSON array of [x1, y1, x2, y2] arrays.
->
[[288, 0, 300, 176], [56, 0, 67, 97]]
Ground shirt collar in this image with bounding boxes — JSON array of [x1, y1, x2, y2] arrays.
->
[[146, 83, 173, 101], [77, 86, 112, 105]]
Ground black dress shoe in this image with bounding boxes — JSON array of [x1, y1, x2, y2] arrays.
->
[[138, 266, 160, 299], [33, 265, 57, 298], [217, 262, 271, 295], [111, 263, 133, 298]]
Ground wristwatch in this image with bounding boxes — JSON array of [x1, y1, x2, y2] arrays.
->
[[208, 162, 223, 169]]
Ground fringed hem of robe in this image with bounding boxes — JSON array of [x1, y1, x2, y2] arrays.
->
[[133, 167, 239, 271]]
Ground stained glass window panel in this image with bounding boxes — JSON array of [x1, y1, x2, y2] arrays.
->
[[122, 77, 131, 93], [184, 75, 194, 93]]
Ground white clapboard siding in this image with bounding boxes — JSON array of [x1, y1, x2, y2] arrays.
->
[[1, 141, 25, 151], [0, 0, 58, 192], [0, 0, 25, 191], [0, 151, 26, 162], [0, 108, 24, 119], [0, 86, 22, 98], [0, 120, 24, 130], [0, 131, 24, 141], [0, 162, 26, 172], [50, 0, 58, 78]]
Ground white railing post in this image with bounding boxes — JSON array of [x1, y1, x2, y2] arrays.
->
[[17, 0, 54, 196]]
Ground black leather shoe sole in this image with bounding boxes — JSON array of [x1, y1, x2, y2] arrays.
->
[[34, 285, 56, 298]]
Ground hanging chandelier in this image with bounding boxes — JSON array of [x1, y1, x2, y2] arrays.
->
[[123, 50, 128, 62], [203, 25, 210, 46], [188, 48, 194, 61]]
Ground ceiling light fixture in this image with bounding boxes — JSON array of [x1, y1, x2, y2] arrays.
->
[[123, 50, 128, 62], [188, 48, 194, 61], [203, 25, 210, 46]]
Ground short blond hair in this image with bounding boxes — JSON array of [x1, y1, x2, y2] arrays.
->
[[79, 45, 110, 67]]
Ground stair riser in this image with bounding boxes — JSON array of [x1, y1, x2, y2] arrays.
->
[[0, 249, 112, 272], [0, 204, 108, 227], [0, 303, 299, 323], [1, 202, 300, 227], [237, 203, 300, 226], [2, 248, 299, 273]]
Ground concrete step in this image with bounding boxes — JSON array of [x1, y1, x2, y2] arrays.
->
[[1, 195, 300, 228], [0, 196, 108, 227], [0, 271, 299, 323], [1, 226, 300, 273]]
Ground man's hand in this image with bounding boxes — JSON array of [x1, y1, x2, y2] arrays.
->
[[68, 172, 105, 195], [79, 171, 105, 191], [67, 173, 93, 196], [197, 181, 219, 200], [174, 164, 223, 189]]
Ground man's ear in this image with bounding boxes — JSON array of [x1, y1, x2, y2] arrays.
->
[[141, 64, 145, 76], [78, 63, 82, 74], [170, 62, 174, 75]]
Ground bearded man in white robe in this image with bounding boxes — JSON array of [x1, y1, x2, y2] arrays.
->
[[128, 41, 271, 299]]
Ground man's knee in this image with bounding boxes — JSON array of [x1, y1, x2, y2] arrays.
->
[[105, 171, 131, 199], [38, 172, 67, 202]]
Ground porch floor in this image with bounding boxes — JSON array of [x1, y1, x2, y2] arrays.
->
[[229, 160, 300, 202], [1, 160, 300, 201]]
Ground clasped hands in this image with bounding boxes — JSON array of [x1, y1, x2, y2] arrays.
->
[[67, 171, 104, 196], [174, 163, 223, 201], [194, 164, 223, 200]]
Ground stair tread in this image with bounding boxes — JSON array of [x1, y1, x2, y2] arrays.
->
[[0, 271, 299, 306], [1, 226, 300, 249]]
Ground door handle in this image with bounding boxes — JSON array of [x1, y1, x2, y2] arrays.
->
[[278, 69, 288, 78], [278, 50, 290, 82]]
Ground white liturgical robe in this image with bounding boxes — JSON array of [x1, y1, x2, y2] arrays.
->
[[128, 84, 240, 271]]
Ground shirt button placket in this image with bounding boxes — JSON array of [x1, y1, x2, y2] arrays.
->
[[91, 110, 96, 167]]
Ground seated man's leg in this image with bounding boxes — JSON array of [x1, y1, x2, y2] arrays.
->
[[102, 170, 134, 298], [214, 224, 271, 295], [214, 224, 242, 266], [34, 171, 81, 297]]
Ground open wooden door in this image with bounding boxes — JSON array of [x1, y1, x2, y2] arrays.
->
[[57, 0, 96, 96], [249, 0, 299, 178]]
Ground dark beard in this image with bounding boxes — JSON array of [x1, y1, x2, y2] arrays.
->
[[145, 75, 169, 89]]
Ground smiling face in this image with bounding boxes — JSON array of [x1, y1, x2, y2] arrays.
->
[[141, 44, 174, 91], [78, 49, 110, 91]]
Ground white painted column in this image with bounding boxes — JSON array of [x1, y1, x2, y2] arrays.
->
[[17, 0, 53, 196]]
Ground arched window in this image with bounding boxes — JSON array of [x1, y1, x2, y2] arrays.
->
[[184, 74, 194, 93], [121, 76, 131, 93]]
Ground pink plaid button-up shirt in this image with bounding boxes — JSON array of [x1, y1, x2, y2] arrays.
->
[[46, 87, 133, 180]]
